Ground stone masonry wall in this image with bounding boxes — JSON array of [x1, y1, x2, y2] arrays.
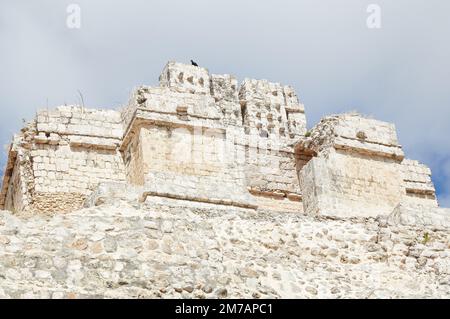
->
[[239, 139, 303, 212], [239, 79, 306, 139], [300, 150, 405, 218], [1, 106, 126, 214], [135, 125, 254, 208], [401, 159, 438, 207], [159, 61, 211, 95], [0, 61, 448, 299], [0, 195, 449, 298], [0, 63, 442, 218], [296, 113, 439, 218], [29, 106, 126, 213], [118, 62, 308, 211]]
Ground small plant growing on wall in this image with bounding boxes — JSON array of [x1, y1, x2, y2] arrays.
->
[[305, 131, 311, 137], [422, 232, 431, 244], [356, 130, 367, 140]]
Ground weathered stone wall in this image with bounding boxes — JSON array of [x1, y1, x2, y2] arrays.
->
[[1, 106, 126, 214], [139, 125, 227, 182], [0, 62, 448, 299], [300, 150, 404, 217], [239, 79, 306, 139], [401, 159, 438, 207], [241, 140, 303, 210], [29, 107, 126, 213], [30, 192, 87, 215], [35, 106, 123, 142], [0, 62, 443, 218], [119, 62, 308, 211], [159, 61, 211, 95], [31, 144, 125, 195], [0, 195, 449, 299], [1, 62, 314, 215], [235, 78, 307, 206], [297, 113, 404, 159], [134, 125, 254, 208], [210, 74, 241, 126], [295, 113, 439, 218]]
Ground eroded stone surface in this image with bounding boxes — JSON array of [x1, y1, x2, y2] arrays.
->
[[296, 113, 439, 218], [0, 198, 449, 299]]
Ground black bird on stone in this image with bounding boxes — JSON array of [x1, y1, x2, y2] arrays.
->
[[190, 59, 199, 67]]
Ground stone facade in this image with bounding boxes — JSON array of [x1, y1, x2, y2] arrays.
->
[[0, 62, 443, 219], [295, 114, 438, 218], [1, 196, 449, 298], [0, 107, 125, 214], [0, 61, 449, 299]]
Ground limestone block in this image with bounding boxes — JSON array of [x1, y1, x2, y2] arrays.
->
[[34, 133, 48, 144], [159, 61, 210, 95], [84, 182, 143, 207], [48, 133, 60, 145], [296, 113, 404, 160], [68, 135, 120, 150], [142, 171, 257, 209], [388, 204, 450, 230], [36, 106, 123, 139], [210, 74, 239, 103]]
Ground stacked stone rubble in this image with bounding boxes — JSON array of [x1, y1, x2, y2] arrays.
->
[[1, 197, 450, 298]]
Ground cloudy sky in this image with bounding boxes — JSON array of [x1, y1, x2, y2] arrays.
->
[[1, 0, 449, 206]]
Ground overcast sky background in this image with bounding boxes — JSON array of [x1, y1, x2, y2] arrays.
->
[[1, 0, 449, 206]]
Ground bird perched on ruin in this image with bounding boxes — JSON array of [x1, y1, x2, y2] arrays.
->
[[190, 59, 199, 67]]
